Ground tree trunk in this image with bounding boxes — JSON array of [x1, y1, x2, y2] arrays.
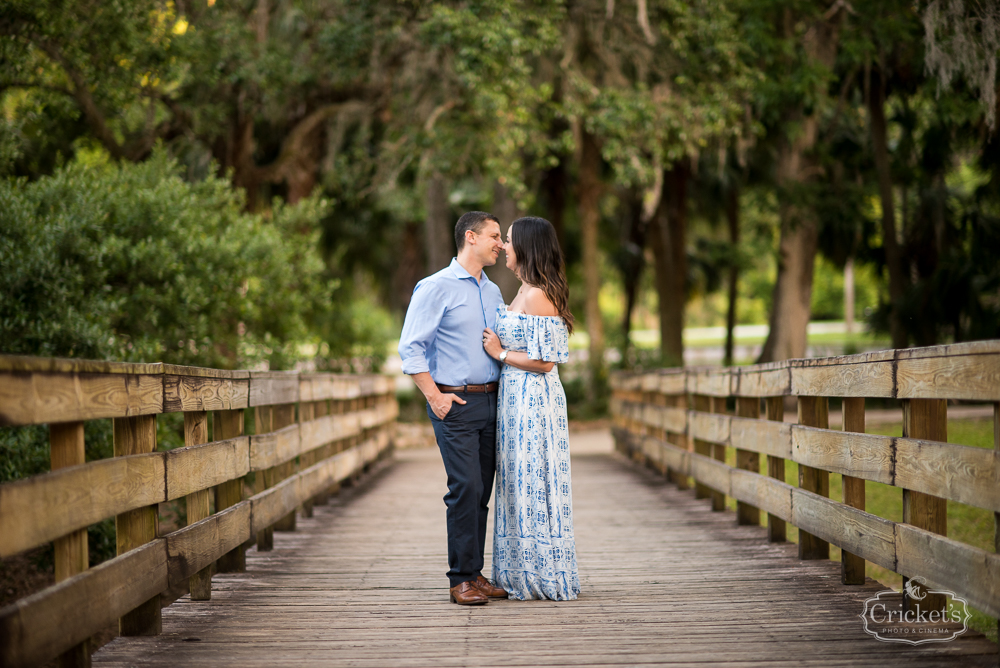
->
[[489, 180, 523, 303], [758, 200, 818, 362], [620, 190, 649, 366], [578, 130, 606, 400], [392, 220, 425, 311], [649, 163, 688, 367], [424, 172, 452, 274], [231, 115, 262, 211], [758, 9, 842, 363], [724, 184, 740, 367], [868, 68, 908, 349]]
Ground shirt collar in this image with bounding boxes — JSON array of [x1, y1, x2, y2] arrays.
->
[[449, 257, 491, 285]]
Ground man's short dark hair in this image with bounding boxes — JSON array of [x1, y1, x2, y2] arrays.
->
[[454, 211, 499, 251]]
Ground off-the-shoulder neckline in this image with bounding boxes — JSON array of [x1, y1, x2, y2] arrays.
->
[[499, 305, 565, 321]]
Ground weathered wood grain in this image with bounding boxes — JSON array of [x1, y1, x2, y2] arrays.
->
[[92, 441, 994, 668], [0, 452, 165, 558], [688, 411, 730, 445], [690, 368, 731, 397], [901, 399, 948, 612], [735, 397, 760, 526], [791, 427, 894, 485], [791, 353, 895, 398], [248, 372, 299, 407], [249, 423, 302, 471], [183, 412, 212, 601], [896, 353, 1000, 401], [113, 415, 161, 637], [733, 363, 791, 397], [729, 469, 793, 522], [895, 522, 1000, 618], [659, 405, 688, 433], [248, 435, 388, 536], [658, 371, 687, 395], [894, 437, 1000, 513], [0, 371, 163, 426], [841, 397, 867, 586], [165, 436, 250, 500], [48, 422, 89, 582], [213, 409, 246, 574], [0, 540, 168, 668], [730, 417, 792, 459], [796, 397, 830, 561], [162, 374, 249, 412], [791, 488, 897, 572], [49, 421, 89, 668], [654, 438, 690, 476], [765, 397, 786, 543], [0, 355, 161, 376], [166, 503, 251, 588], [690, 452, 731, 497]]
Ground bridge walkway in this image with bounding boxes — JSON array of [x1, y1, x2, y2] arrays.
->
[[92, 431, 996, 667]]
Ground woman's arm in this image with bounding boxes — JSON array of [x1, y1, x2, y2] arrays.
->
[[483, 288, 562, 374], [482, 329, 555, 373]]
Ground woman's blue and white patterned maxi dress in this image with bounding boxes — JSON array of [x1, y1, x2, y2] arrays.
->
[[491, 305, 579, 601]]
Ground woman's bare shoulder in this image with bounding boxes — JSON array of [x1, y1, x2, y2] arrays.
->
[[523, 286, 558, 317]]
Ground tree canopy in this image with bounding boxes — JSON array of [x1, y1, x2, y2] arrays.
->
[[2, 0, 998, 389]]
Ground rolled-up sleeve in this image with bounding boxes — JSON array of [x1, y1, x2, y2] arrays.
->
[[398, 281, 445, 375]]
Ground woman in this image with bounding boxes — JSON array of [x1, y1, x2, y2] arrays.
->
[[482, 216, 579, 601]]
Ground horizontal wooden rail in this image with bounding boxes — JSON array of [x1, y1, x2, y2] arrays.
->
[[0, 354, 398, 668], [614, 340, 1000, 401], [611, 339, 1000, 626]]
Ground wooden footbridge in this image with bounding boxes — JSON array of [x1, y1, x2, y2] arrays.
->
[[1, 342, 999, 667]]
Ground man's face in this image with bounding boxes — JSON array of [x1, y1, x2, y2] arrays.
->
[[469, 220, 503, 267]]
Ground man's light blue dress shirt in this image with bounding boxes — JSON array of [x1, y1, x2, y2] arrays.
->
[[398, 258, 505, 386]]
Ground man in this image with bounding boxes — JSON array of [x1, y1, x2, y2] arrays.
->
[[398, 211, 510, 606]]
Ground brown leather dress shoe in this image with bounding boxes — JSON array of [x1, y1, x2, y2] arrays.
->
[[473, 575, 508, 598], [450, 581, 488, 605]]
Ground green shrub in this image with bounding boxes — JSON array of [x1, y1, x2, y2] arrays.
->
[[0, 148, 341, 370]]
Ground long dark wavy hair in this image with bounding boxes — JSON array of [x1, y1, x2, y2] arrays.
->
[[510, 216, 574, 333]]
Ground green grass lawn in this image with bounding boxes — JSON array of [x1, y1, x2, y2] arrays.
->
[[718, 417, 997, 644]]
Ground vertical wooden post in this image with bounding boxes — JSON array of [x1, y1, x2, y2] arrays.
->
[[113, 415, 160, 636], [671, 394, 690, 490], [797, 396, 830, 560], [692, 394, 711, 500], [765, 397, 786, 542], [841, 398, 866, 584], [709, 396, 727, 512], [735, 398, 760, 526], [214, 409, 246, 572], [254, 406, 275, 551], [313, 399, 331, 506], [299, 401, 315, 518], [184, 411, 212, 600], [902, 398, 947, 613], [51, 422, 90, 667], [273, 403, 297, 531]]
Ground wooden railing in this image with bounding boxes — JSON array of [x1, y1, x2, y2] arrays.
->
[[611, 340, 1000, 624], [0, 355, 397, 668]]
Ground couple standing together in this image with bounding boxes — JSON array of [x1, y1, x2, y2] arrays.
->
[[399, 211, 579, 605]]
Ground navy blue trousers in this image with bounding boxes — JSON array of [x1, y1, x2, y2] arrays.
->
[[427, 391, 497, 587]]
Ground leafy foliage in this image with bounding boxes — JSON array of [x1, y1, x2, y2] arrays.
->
[[0, 148, 354, 370]]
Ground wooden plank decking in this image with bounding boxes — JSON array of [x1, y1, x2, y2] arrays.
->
[[92, 430, 997, 667]]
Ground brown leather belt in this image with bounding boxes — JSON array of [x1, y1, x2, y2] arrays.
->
[[436, 383, 498, 394]]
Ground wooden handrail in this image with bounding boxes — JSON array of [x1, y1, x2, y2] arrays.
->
[[0, 355, 397, 668], [610, 340, 1000, 625]]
